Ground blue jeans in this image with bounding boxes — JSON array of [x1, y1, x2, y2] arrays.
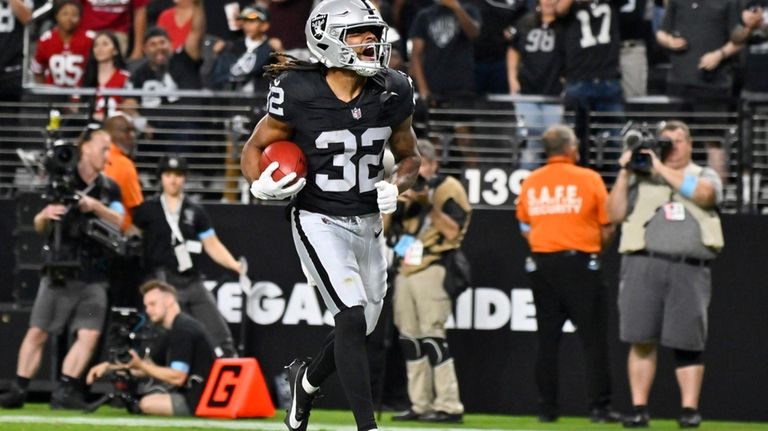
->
[[474, 60, 509, 95], [564, 79, 624, 168], [514, 102, 564, 170]]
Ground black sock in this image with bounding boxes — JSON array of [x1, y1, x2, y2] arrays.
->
[[333, 307, 376, 431], [15, 376, 30, 391], [633, 405, 648, 412], [306, 331, 336, 387]]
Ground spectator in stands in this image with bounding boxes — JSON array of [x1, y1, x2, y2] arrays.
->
[[0, 0, 36, 195], [31, 0, 94, 88], [409, 0, 481, 168], [156, 0, 195, 50], [607, 120, 724, 428], [209, 4, 283, 93], [0, 126, 123, 410], [387, 140, 471, 424], [266, 0, 314, 60], [618, 0, 652, 97], [557, 0, 624, 167], [516, 124, 620, 424], [81, 0, 148, 62], [506, 0, 564, 170], [132, 155, 243, 357], [86, 280, 217, 416], [473, 0, 527, 95], [731, 0, 768, 99], [123, 1, 204, 147], [0, 0, 34, 101], [125, 20, 203, 108], [391, 0, 433, 56], [656, 0, 742, 182], [79, 31, 131, 121], [410, 0, 481, 105]]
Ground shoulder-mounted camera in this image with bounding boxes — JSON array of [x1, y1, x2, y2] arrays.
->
[[622, 122, 672, 175]]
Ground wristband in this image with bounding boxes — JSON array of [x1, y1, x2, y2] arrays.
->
[[679, 174, 698, 199]]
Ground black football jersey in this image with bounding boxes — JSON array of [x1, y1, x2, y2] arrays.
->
[[266, 67, 415, 216], [561, 0, 622, 81], [511, 12, 564, 95]]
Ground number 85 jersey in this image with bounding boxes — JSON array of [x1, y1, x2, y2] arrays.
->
[[265, 68, 415, 216]]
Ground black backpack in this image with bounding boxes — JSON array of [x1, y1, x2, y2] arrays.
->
[[442, 248, 472, 301]]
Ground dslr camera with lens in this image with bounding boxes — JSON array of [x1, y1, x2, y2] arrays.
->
[[622, 123, 672, 175]]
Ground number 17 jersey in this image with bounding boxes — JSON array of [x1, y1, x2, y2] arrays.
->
[[265, 68, 415, 216], [562, 0, 621, 81]]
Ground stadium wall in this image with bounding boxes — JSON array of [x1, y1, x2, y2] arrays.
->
[[0, 199, 766, 421]]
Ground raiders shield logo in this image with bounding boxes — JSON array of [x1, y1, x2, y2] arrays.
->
[[310, 14, 328, 41]]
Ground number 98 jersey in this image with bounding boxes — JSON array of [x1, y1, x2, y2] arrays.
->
[[265, 68, 415, 216]]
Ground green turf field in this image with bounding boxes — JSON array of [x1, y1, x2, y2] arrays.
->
[[0, 404, 766, 431]]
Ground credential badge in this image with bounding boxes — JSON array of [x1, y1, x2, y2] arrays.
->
[[311, 14, 328, 41]]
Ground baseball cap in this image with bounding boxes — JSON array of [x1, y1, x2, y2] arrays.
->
[[157, 154, 188, 175], [239, 5, 269, 21]]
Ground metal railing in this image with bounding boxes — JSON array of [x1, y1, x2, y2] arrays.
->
[[1, 88, 767, 212]]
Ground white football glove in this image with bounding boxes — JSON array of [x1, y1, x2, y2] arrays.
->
[[250, 161, 306, 200], [375, 181, 399, 214]]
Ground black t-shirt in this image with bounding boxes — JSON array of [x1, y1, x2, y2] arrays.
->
[[561, 0, 622, 81], [618, 0, 652, 41], [45, 172, 123, 278], [128, 49, 202, 110], [132, 195, 214, 275], [472, 0, 527, 63], [410, 2, 482, 96], [266, 67, 414, 216], [510, 12, 564, 95], [740, 0, 768, 92], [211, 37, 274, 92], [660, 0, 740, 88], [166, 313, 216, 410], [0, 0, 41, 70]]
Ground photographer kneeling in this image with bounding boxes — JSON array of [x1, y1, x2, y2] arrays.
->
[[0, 127, 124, 410], [87, 280, 216, 416]]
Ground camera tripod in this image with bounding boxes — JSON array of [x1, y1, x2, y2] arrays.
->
[[84, 370, 141, 414]]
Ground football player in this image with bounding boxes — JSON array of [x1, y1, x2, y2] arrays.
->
[[240, 1, 420, 430]]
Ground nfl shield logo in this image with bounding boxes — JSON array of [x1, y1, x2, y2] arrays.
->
[[351, 107, 362, 119], [311, 14, 328, 41]]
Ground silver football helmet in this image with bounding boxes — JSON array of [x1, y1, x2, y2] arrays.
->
[[305, 0, 391, 77]]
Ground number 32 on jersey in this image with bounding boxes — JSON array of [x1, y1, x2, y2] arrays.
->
[[267, 83, 391, 194]]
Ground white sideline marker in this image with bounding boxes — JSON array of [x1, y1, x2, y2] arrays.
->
[[0, 415, 544, 431]]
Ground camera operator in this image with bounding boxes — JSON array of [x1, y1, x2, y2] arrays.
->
[[385, 140, 471, 423], [0, 127, 124, 410], [86, 280, 216, 416], [607, 120, 724, 428], [132, 155, 242, 357]]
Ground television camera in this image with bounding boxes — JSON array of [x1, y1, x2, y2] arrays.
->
[[33, 112, 141, 283], [621, 122, 673, 175], [85, 307, 158, 414]]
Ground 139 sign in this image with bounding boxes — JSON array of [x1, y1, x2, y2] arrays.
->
[[463, 168, 531, 207]]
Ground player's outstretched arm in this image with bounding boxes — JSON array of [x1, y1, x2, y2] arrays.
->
[[241, 114, 293, 183]]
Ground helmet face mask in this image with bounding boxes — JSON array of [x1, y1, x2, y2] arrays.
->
[[306, 0, 392, 77]]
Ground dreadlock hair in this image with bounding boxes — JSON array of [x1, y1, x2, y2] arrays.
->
[[264, 52, 323, 79]]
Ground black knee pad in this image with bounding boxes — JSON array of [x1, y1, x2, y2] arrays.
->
[[674, 349, 704, 368], [420, 337, 451, 366], [398, 335, 423, 361]]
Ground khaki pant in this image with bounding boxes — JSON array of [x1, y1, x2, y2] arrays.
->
[[394, 265, 463, 414]]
